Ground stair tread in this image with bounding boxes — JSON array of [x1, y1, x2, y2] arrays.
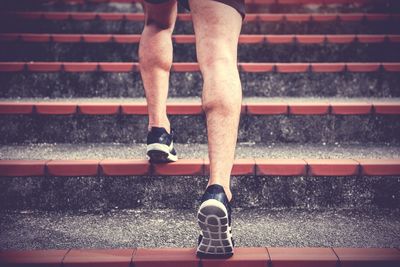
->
[[1, 143, 399, 160], [2, 33, 399, 44], [1, 96, 400, 102], [0, 209, 399, 249]]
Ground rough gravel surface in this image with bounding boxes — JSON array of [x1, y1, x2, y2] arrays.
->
[[1, 143, 400, 160], [0, 209, 399, 250]]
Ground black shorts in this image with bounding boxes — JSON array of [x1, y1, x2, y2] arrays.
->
[[144, 0, 246, 19]]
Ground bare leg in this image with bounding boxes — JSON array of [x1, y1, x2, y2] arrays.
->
[[189, 0, 243, 201], [139, 0, 177, 133]]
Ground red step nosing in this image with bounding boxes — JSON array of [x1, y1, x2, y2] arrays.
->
[[311, 63, 346, 73], [20, 33, 51, 42], [239, 35, 265, 44], [285, 14, 312, 22], [305, 159, 360, 176], [265, 35, 295, 44], [176, 13, 192, 21], [388, 35, 400, 43], [330, 102, 372, 115], [43, 12, 70, 20], [239, 63, 275, 72], [70, 12, 97, 20], [1, 62, 399, 73], [0, 102, 34, 114], [78, 103, 120, 115], [152, 159, 204, 176], [288, 103, 330, 115], [275, 63, 310, 73], [246, 103, 288, 115], [312, 14, 338, 22], [2, 102, 398, 116], [133, 248, 198, 267], [121, 103, 148, 115], [0, 160, 48, 177], [255, 159, 307, 176], [47, 160, 100, 176], [63, 62, 98, 72], [205, 158, 256, 176], [356, 159, 400, 176], [1, 248, 398, 266], [124, 13, 145, 21], [63, 248, 135, 267], [171, 63, 200, 72], [339, 13, 365, 22], [0, 249, 70, 266], [326, 35, 356, 44], [52, 34, 82, 43], [113, 34, 141, 43], [373, 103, 400, 114], [201, 247, 270, 267], [268, 247, 339, 267], [357, 34, 386, 43], [83, 34, 113, 43], [166, 102, 203, 115], [99, 62, 137, 72], [382, 63, 400, 72], [296, 35, 325, 44], [35, 103, 77, 115], [27, 62, 62, 72], [0, 62, 25, 72], [257, 14, 285, 22], [172, 35, 196, 44], [346, 63, 381, 72], [333, 248, 400, 265], [365, 14, 391, 21], [97, 13, 125, 20], [100, 159, 150, 176]]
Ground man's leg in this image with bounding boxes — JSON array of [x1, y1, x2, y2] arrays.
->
[[189, 0, 242, 258], [139, 0, 177, 134], [139, 0, 179, 163], [190, 0, 243, 201]]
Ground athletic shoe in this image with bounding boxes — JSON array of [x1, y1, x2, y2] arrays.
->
[[196, 184, 234, 258], [146, 127, 178, 163]]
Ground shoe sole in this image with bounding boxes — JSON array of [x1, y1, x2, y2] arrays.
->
[[196, 199, 234, 258], [147, 143, 177, 163]]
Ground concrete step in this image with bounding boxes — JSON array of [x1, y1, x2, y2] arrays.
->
[[0, 62, 399, 98], [0, 97, 399, 144], [0, 143, 399, 210], [1, 34, 400, 62], [1, 0, 398, 13], [1, 248, 399, 267], [0, 209, 399, 249], [1, 12, 399, 34]]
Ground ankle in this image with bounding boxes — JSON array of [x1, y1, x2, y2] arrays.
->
[[148, 120, 170, 133], [207, 182, 232, 202]]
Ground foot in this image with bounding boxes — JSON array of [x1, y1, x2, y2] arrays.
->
[[146, 127, 178, 163], [196, 184, 234, 258]]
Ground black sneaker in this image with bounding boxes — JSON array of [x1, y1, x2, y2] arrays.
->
[[146, 127, 178, 163], [196, 184, 234, 258]]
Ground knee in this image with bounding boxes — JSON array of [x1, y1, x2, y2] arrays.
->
[[199, 54, 237, 74]]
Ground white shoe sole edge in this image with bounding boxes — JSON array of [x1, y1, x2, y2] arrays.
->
[[196, 199, 234, 256], [146, 143, 178, 162]]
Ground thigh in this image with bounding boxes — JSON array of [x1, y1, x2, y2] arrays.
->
[[143, 0, 178, 29], [188, 0, 242, 64]]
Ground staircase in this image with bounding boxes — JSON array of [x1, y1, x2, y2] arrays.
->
[[0, 0, 400, 266]]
